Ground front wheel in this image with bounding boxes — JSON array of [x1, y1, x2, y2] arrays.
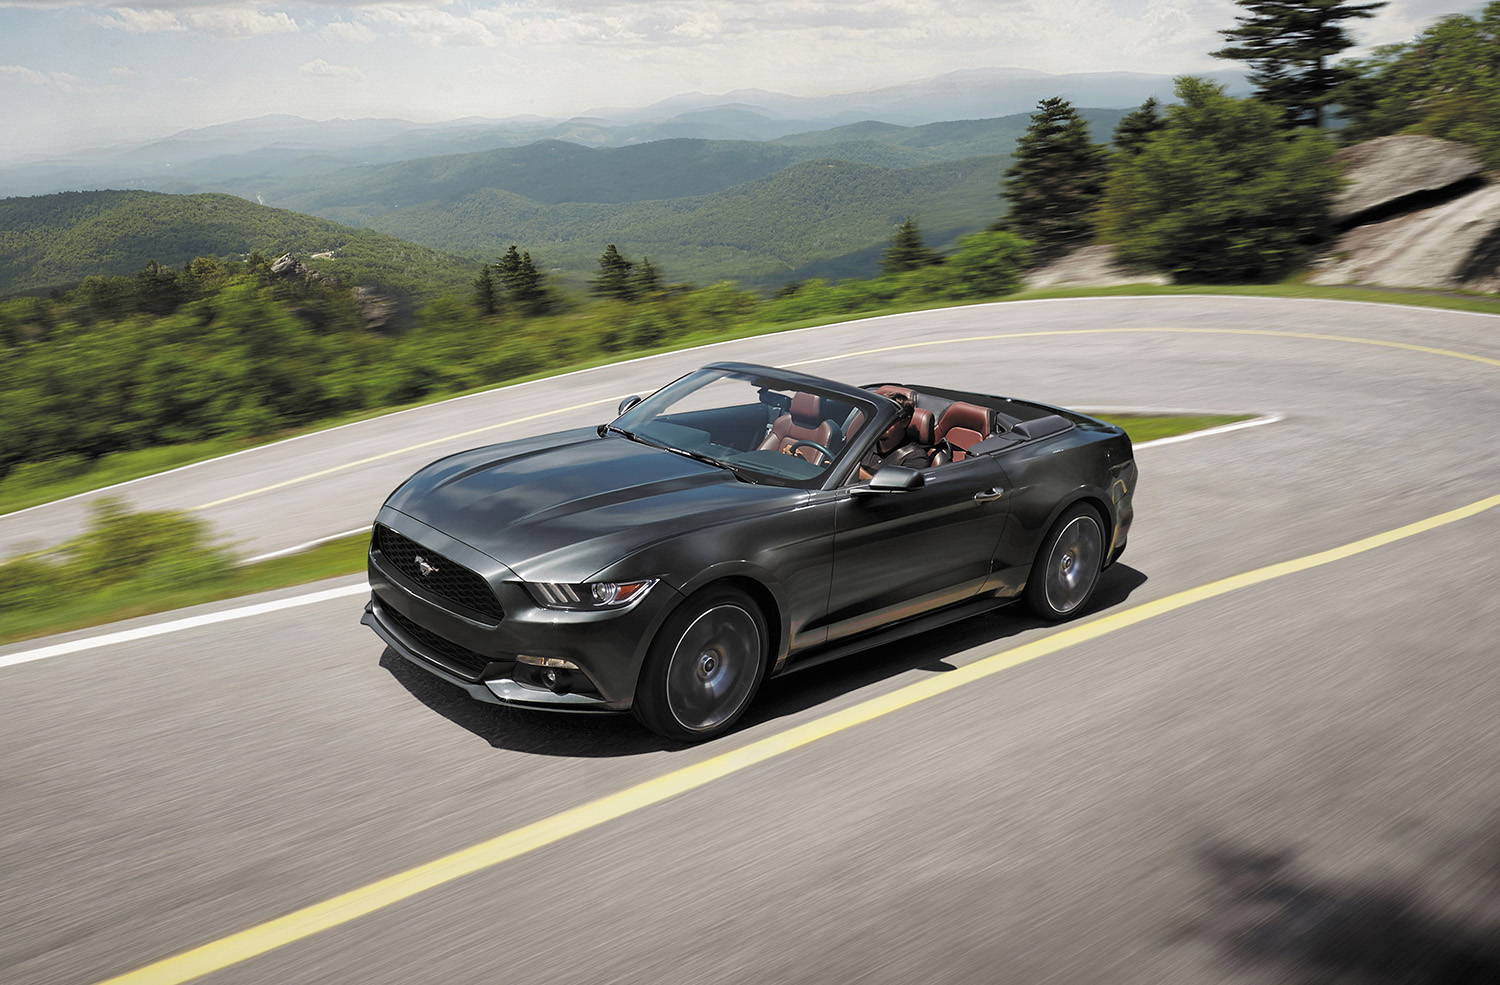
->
[[1024, 504, 1105, 621], [633, 586, 768, 742]]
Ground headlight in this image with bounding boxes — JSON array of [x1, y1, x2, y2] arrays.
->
[[529, 579, 657, 610]]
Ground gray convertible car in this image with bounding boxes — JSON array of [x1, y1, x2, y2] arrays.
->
[[363, 362, 1137, 741]]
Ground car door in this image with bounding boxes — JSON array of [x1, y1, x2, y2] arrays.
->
[[822, 455, 1010, 643]]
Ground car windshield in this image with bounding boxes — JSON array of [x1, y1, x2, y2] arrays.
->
[[610, 368, 876, 486]]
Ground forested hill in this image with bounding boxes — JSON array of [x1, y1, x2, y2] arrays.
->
[[365, 155, 1007, 288], [0, 191, 479, 297]]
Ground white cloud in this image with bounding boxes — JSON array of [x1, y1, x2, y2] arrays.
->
[[323, 19, 374, 43], [95, 4, 295, 38], [299, 57, 365, 80], [97, 7, 184, 33], [109, 65, 140, 78], [183, 7, 296, 37], [0, 64, 53, 85], [371, 6, 497, 47], [0, 63, 91, 90]]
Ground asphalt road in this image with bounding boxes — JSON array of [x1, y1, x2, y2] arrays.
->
[[3, 296, 1499, 985]]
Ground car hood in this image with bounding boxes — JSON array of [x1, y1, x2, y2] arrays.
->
[[383, 428, 798, 582]]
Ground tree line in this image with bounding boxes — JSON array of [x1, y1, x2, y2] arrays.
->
[[982, 0, 1500, 283]]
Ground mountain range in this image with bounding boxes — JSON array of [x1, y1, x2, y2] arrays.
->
[[0, 67, 1247, 295]]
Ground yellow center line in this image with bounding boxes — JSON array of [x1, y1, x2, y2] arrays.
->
[[189, 327, 1500, 513], [96, 491, 1500, 985], [190, 397, 621, 511]]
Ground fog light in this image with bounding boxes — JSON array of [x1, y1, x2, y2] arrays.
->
[[516, 654, 579, 670]]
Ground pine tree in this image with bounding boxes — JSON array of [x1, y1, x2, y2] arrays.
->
[[592, 245, 636, 302], [495, 245, 523, 295], [1112, 98, 1167, 155], [634, 256, 663, 297], [999, 98, 1109, 262], [512, 252, 554, 316], [1211, 0, 1387, 129], [473, 265, 497, 315], [881, 217, 942, 275]]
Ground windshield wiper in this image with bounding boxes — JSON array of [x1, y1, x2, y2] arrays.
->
[[609, 426, 752, 482], [604, 424, 642, 442], [663, 445, 753, 483]]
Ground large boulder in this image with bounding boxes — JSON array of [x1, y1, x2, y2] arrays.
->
[[1309, 182, 1500, 293], [1331, 134, 1484, 225], [1311, 135, 1500, 293], [1024, 244, 1171, 290]]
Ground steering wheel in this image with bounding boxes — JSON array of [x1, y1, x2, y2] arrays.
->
[[783, 439, 833, 463]]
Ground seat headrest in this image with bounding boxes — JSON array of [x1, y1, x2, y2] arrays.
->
[[910, 408, 935, 445], [789, 391, 821, 426], [938, 402, 990, 436], [875, 385, 916, 405]]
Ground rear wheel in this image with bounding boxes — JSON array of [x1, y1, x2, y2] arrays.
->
[[633, 586, 768, 742], [1024, 504, 1105, 621]]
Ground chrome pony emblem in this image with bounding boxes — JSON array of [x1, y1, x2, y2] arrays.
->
[[415, 555, 439, 578]]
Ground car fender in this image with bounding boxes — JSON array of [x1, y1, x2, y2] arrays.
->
[[672, 559, 794, 668]]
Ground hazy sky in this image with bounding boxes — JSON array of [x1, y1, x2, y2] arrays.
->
[[0, 0, 1472, 159]]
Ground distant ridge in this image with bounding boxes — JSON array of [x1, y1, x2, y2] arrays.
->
[[0, 66, 1243, 196]]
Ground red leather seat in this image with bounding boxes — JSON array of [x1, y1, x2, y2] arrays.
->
[[758, 392, 836, 463], [933, 402, 991, 463]]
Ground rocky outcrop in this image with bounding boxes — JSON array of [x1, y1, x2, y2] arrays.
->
[[269, 252, 397, 331], [1024, 244, 1170, 290], [1330, 135, 1485, 225], [1310, 136, 1500, 293]]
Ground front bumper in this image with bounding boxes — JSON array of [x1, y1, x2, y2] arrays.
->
[[362, 510, 682, 712]]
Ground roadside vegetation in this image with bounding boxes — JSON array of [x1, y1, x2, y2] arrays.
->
[[0, 412, 1239, 646]]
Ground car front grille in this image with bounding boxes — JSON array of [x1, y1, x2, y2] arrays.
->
[[373, 524, 504, 621], [379, 598, 492, 680]]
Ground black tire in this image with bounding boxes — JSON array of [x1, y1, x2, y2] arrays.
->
[[1024, 504, 1106, 621], [633, 586, 769, 742]]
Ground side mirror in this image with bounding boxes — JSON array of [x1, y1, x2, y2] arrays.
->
[[617, 394, 642, 416], [851, 465, 925, 495]]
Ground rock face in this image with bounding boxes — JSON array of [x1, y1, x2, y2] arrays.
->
[[1310, 136, 1500, 293], [1024, 244, 1171, 290], [1330, 135, 1484, 224]]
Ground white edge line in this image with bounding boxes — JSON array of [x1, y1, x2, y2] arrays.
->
[[0, 582, 370, 671], [1, 410, 1283, 671], [242, 526, 371, 565], [1133, 412, 1284, 449]]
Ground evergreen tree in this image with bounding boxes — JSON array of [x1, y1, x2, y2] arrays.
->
[[634, 256, 663, 297], [495, 245, 523, 293], [881, 217, 942, 275], [1097, 77, 1341, 282], [1338, 2, 1500, 166], [473, 264, 497, 316], [511, 252, 554, 316], [1112, 98, 1167, 155], [1211, 0, 1387, 129], [999, 98, 1109, 262], [592, 244, 637, 301]]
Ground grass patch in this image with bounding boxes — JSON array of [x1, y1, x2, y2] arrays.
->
[[0, 524, 371, 648], [1095, 413, 1255, 444]]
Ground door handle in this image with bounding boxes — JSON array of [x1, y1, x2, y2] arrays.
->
[[973, 487, 1003, 502]]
